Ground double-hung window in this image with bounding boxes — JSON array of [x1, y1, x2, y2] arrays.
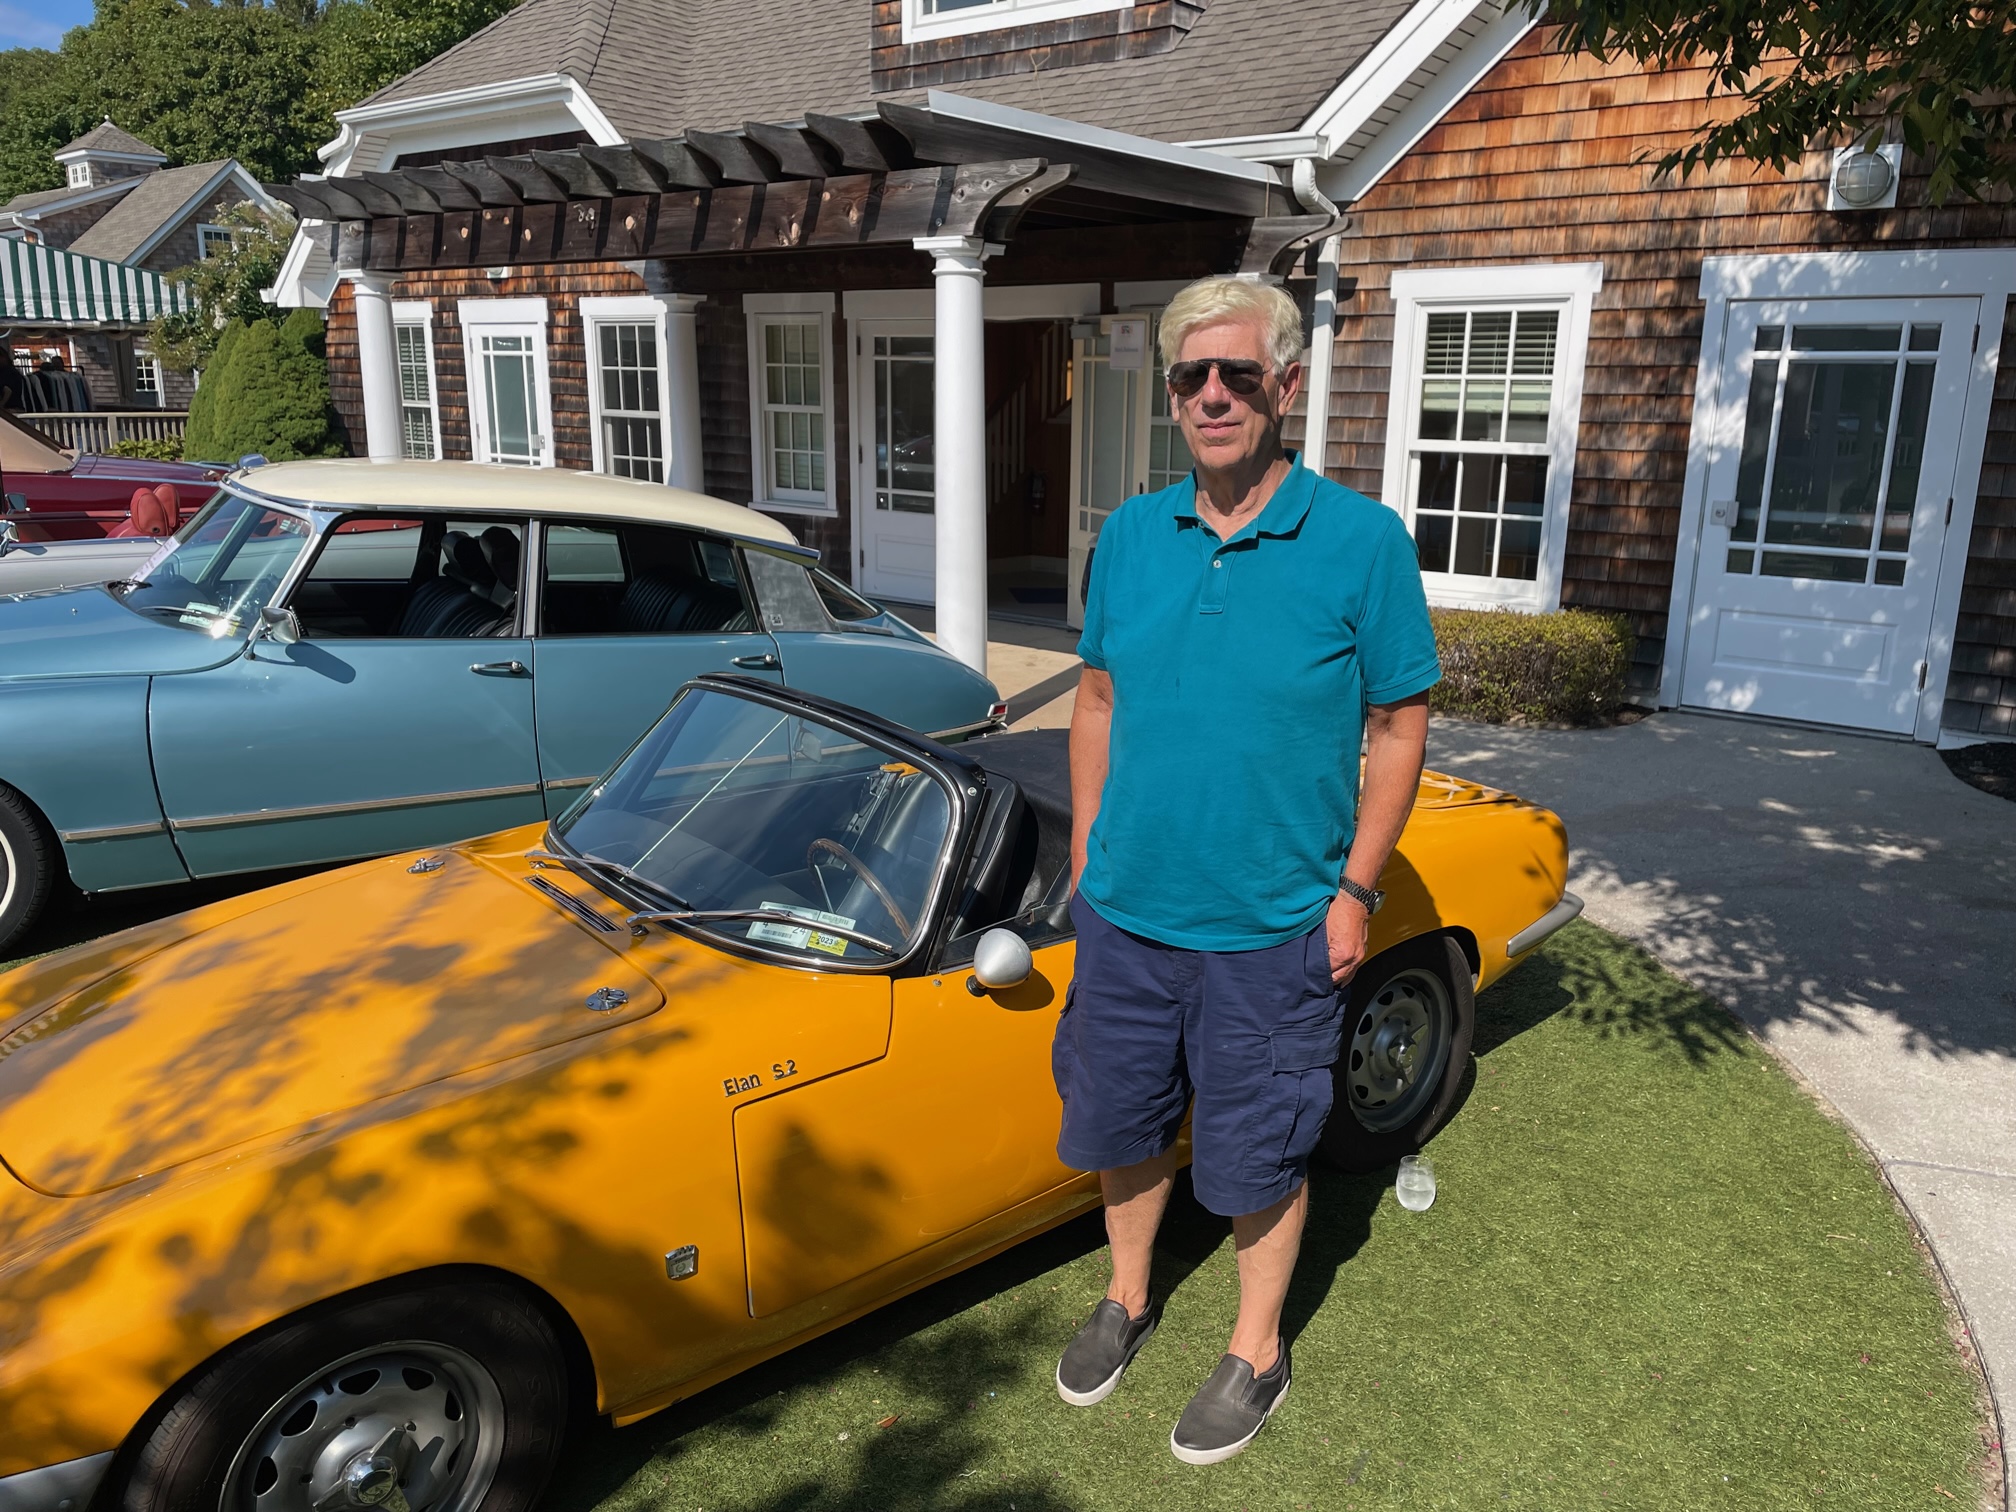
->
[[391, 302, 441, 460], [1384, 263, 1602, 610], [581, 296, 680, 484], [744, 294, 837, 514], [904, 0, 1132, 42]]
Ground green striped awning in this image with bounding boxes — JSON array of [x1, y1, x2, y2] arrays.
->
[[0, 238, 193, 325]]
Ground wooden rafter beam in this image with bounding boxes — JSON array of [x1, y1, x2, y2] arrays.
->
[[335, 158, 1059, 272]]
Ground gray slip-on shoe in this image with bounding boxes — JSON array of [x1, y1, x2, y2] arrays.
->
[[1169, 1339, 1291, 1465], [1055, 1297, 1156, 1406]]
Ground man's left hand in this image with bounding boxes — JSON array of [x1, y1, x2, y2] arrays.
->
[[1325, 890, 1370, 986]]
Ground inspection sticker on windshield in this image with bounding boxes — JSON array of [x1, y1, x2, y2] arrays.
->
[[749, 902, 856, 956]]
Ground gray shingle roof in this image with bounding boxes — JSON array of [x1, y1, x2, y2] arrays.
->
[[0, 181, 124, 217], [370, 0, 1412, 145], [57, 120, 168, 161], [67, 160, 240, 263]]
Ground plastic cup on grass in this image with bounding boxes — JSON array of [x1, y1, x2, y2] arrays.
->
[[1395, 1154, 1436, 1211]]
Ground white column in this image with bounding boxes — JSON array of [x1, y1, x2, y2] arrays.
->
[[914, 235, 999, 676], [664, 294, 705, 493], [344, 270, 402, 462]]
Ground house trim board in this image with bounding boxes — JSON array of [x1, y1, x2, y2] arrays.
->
[[1661, 249, 2014, 743]]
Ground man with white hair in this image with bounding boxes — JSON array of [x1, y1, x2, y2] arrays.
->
[[1053, 275, 1439, 1463]]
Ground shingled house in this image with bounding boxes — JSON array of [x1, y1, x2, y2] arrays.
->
[[1, 121, 280, 412], [270, 0, 2016, 743]]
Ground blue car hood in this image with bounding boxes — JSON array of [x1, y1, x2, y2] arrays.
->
[[0, 584, 247, 681]]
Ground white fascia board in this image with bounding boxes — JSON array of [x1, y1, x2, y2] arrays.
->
[[1315, 0, 1535, 203], [317, 73, 625, 177], [924, 90, 1282, 187], [1300, 0, 1497, 154], [269, 222, 339, 309], [1178, 134, 1329, 163]]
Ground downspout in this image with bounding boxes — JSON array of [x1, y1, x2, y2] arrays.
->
[[1291, 159, 1344, 481]]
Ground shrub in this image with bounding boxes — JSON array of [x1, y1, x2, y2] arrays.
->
[[183, 310, 342, 464], [108, 436, 184, 462], [1429, 607, 1635, 726]]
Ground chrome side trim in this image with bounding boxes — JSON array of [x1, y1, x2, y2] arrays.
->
[[58, 819, 167, 843], [524, 874, 619, 932], [928, 716, 1008, 742], [0, 1451, 114, 1512], [169, 783, 544, 832], [1507, 891, 1585, 957], [542, 775, 596, 791]]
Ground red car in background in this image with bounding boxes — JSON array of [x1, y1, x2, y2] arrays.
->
[[0, 408, 226, 541]]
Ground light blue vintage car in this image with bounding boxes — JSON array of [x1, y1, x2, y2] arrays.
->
[[0, 460, 1002, 950]]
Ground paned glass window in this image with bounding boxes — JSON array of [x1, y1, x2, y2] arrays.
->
[[394, 321, 438, 460], [132, 349, 162, 406], [908, 0, 1132, 35], [758, 317, 828, 502], [1147, 332, 1192, 493], [595, 321, 665, 483], [1407, 308, 1560, 583], [197, 225, 233, 261], [872, 333, 934, 514]]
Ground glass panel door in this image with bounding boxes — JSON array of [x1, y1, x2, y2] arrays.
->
[[872, 334, 936, 514], [853, 321, 937, 603], [481, 334, 538, 465]]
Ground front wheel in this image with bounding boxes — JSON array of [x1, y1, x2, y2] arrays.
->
[[0, 783, 53, 957], [113, 1277, 570, 1512], [1317, 934, 1476, 1174]]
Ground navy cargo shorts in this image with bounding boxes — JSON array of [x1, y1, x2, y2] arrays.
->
[[1053, 892, 1344, 1217]]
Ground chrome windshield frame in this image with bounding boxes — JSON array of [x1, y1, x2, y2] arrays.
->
[[544, 676, 987, 977], [118, 484, 338, 640]]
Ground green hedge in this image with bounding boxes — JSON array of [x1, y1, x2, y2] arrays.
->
[[108, 436, 184, 462], [183, 309, 343, 464], [1430, 607, 1635, 726]]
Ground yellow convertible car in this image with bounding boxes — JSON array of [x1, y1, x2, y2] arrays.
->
[[0, 677, 1578, 1512]]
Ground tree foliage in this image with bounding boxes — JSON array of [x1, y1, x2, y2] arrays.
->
[[149, 202, 299, 373], [1534, 0, 2016, 203], [183, 310, 344, 463]]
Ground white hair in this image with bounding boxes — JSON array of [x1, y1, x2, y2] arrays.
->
[[1157, 277, 1303, 373]]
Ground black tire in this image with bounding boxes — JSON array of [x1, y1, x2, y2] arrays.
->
[[0, 783, 53, 958], [113, 1277, 569, 1512], [1317, 933, 1476, 1175]]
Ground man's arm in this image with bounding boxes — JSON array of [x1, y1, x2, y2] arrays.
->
[[1068, 667, 1114, 892], [1325, 691, 1431, 985]]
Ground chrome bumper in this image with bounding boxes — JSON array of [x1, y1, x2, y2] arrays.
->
[[0, 1454, 112, 1512], [1507, 890, 1585, 957]]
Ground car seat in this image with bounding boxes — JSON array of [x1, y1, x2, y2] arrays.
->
[[397, 531, 512, 637]]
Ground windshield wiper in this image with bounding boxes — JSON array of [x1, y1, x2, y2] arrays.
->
[[525, 847, 691, 911], [626, 907, 899, 958]]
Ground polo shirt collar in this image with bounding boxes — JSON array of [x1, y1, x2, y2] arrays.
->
[[1174, 452, 1317, 546]]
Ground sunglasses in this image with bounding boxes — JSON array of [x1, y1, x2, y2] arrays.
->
[[1166, 357, 1270, 398]]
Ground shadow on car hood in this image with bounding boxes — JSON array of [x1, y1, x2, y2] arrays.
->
[[0, 584, 249, 681], [0, 848, 665, 1197]]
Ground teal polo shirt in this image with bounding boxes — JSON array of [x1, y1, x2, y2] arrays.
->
[[1076, 455, 1441, 951]]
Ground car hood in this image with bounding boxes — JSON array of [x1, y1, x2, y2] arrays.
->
[[0, 845, 664, 1197], [0, 583, 248, 681]]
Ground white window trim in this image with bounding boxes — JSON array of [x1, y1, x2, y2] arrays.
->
[[391, 300, 442, 461], [457, 296, 554, 468], [1382, 261, 1603, 613], [744, 293, 838, 516], [579, 293, 680, 482], [197, 223, 234, 261], [1668, 248, 2016, 741], [902, 0, 1131, 45], [132, 347, 164, 406]]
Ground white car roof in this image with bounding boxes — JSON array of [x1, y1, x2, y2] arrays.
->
[[231, 459, 807, 554]]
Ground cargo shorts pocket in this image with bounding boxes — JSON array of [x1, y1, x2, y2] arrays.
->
[[1270, 1018, 1343, 1074]]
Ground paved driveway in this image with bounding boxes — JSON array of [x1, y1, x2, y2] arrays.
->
[[1429, 711, 2015, 1509]]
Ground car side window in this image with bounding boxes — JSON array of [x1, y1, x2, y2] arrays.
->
[[293, 515, 523, 639], [539, 520, 755, 636]]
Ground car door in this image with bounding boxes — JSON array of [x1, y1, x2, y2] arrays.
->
[[150, 513, 545, 876], [531, 517, 782, 813]]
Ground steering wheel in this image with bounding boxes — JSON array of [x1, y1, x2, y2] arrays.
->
[[807, 838, 912, 937]]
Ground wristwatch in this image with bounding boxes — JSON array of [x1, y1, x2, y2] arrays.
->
[[1337, 875, 1385, 914]]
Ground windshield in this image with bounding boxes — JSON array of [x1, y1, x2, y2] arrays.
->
[[116, 490, 314, 637], [557, 687, 955, 963]]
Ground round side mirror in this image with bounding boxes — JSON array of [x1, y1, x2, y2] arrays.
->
[[966, 927, 1034, 996]]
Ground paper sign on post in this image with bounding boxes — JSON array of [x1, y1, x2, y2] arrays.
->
[[1109, 317, 1148, 371]]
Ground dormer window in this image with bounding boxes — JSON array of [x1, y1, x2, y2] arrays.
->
[[67, 163, 91, 189], [903, 0, 1133, 43], [198, 225, 235, 260]]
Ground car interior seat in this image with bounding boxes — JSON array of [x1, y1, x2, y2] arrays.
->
[[477, 527, 521, 611], [107, 485, 172, 538], [398, 530, 514, 638]]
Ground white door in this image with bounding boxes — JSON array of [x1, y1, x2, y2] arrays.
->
[[1067, 315, 1189, 629], [463, 310, 553, 468], [853, 320, 936, 603], [1680, 299, 1975, 732]]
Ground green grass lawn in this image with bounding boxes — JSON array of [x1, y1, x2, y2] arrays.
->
[[542, 921, 1993, 1512]]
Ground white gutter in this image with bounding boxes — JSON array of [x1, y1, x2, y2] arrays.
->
[[923, 90, 1284, 187]]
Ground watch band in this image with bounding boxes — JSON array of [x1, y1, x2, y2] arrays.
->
[[1338, 875, 1383, 913]]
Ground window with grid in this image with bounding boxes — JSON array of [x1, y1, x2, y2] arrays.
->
[[132, 350, 162, 407], [594, 322, 665, 482], [907, 0, 1131, 39], [394, 321, 438, 460], [1147, 333, 1192, 492], [759, 317, 828, 504], [197, 224, 233, 261], [1405, 308, 1561, 584]]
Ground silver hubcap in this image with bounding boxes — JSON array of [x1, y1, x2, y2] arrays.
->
[[1344, 966, 1453, 1134], [226, 1345, 505, 1512]]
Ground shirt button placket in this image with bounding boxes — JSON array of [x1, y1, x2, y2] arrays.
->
[[1199, 551, 1230, 614]]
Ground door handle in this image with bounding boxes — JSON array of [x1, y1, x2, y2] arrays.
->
[[731, 653, 780, 670], [470, 660, 529, 676]]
